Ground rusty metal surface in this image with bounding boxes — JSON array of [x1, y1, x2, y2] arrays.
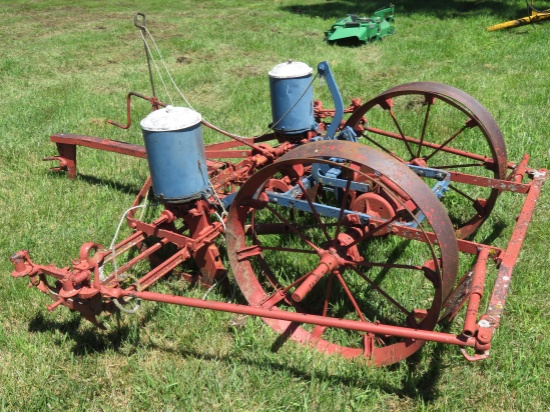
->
[[113, 288, 476, 348], [345, 82, 508, 239], [6, 10, 546, 367], [476, 169, 548, 347], [10, 79, 548, 366], [226, 140, 460, 366]]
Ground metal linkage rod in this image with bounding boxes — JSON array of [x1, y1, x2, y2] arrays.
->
[[113, 288, 476, 348]]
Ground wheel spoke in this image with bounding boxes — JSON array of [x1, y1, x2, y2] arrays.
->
[[255, 256, 285, 294], [346, 84, 507, 238], [335, 270, 368, 322], [432, 162, 486, 170], [416, 96, 434, 158], [264, 204, 322, 253], [365, 127, 493, 164], [346, 214, 401, 249], [227, 141, 459, 366], [361, 133, 406, 162], [259, 246, 317, 254], [423, 123, 469, 162], [355, 261, 425, 271], [260, 270, 320, 308], [297, 179, 330, 241], [320, 273, 335, 317], [448, 183, 478, 203], [387, 109, 417, 159], [309, 273, 335, 340], [350, 267, 412, 317]]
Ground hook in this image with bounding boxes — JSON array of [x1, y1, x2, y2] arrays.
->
[[134, 13, 146, 31]]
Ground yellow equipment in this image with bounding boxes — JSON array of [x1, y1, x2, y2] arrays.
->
[[487, 1, 550, 31]]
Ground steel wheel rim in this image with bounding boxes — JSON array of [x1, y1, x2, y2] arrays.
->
[[227, 141, 459, 366], [345, 82, 508, 238]]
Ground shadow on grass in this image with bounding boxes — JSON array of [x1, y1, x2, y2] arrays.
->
[[268, 321, 452, 401], [27, 303, 160, 356], [23, 253, 452, 401], [477, 220, 506, 245], [77, 173, 146, 196], [26, 304, 455, 402], [46, 170, 146, 197], [396, 322, 453, 401], [28, 314, 129, 354], [283, 0, 528, 21], [326, 37, 370, 48], [162, 333, 452, 401]]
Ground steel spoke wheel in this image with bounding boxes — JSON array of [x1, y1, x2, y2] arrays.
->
[[226, 141, 459, 366], [345, 82, 507, 238]]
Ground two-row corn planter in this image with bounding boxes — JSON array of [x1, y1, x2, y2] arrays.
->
[[10, 15, 546, 366]]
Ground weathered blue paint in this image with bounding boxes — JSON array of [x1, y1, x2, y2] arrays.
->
[[269, 61, 316, 135], [141, 107, 209, 203]]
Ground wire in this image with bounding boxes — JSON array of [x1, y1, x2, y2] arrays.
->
[[142, 26, 195, 110], [99, 203, 159, 281], [113, 273, 143, 314], [207, 179, 228, 231], [138, 23, 319, 141], [524, 0, 550, 29], [140, 30, 175, 105], [101, 202, 159, 314], [201, 275, 227, 300]]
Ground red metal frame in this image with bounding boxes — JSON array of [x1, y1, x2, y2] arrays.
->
[[11, 88, 547, 366]]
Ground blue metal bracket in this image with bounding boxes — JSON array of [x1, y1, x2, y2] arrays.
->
[[401, 165, 451, 228], [337, 126, 358, 142], [311, 163, 371, 192], [407, 165, 451, 200], [317, 61, 344, 140], [261, 164, 451, 230], [224, 160, 452, 232]]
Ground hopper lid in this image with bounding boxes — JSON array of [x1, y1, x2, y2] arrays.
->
[[140, 106, 202, 132], [268, 60, 313, 79]]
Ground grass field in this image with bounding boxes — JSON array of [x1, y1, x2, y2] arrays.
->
[[1, 0, 550, 410]]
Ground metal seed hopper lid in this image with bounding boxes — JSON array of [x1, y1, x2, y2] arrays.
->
[[268, 60, 313, 79], [140, 106, 202, 132]]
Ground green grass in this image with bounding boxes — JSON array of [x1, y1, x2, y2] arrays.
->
[[1, 0, 550, 410]]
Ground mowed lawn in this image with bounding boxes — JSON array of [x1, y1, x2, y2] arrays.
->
[[1, 1, 549, 410]]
